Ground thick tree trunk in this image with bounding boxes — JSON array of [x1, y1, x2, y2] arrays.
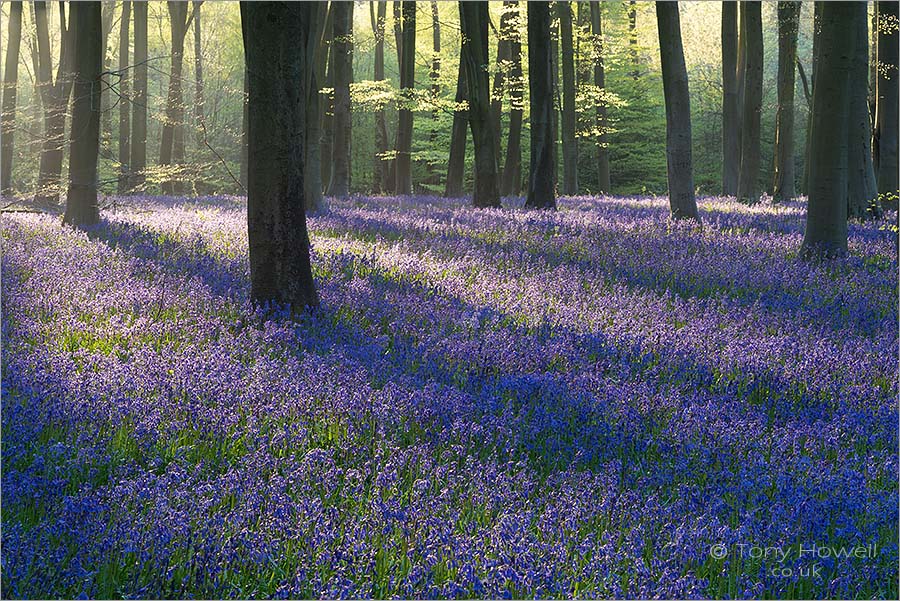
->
[[876, 0, 899, 204], [327, 0, 353, 198], [801, 2, 856, 259], [394, 0, 415, 195], [193, 1, 205, 149], [721, 1, 739, 196], [525, 0, 556, 210], [847, 1, 880, 219], [500, 0, 523, 197], [772, 1, 800, 202], [240, 1, 318, 311], [656, 1, 698, 221], [445, 58, 468, 198], [304, 1, 328, 211], [159, 2, 192, 195], [130, 1, 147, 192], [63, 2, 102, 228], [117, 1, 131, 194], [370, 1, 389, 193], [557, 1, 578, 195], [590, 1, 610, 193], [0, 1, 23, 195], [240, 66, 248, 190], [737, 1, 762, 204]]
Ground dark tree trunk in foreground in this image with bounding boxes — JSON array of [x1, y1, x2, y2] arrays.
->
[[721, 1, 739, 196], [558, 1, 578, 195], [160, 2, 195, 195], [847, 2, 879, 219], [240, 1, 318, 310], [801, 2, 857, 259], [117, 1, 131, 194], [525, 0, 556, 210], [395, 1, 416, 195], [460, 1, 500, 208], [1, 1, 23, 195], [130, 1, 148, 192], [772, 1, 800, 202], [370, 1, 389, 193], [656, 1, 698, 221], [445, 58, 468, 198], [63, 2, 102, 228], [327, 0, 353, 198], [240, 66, 248, 190], [500, 0, 523, 197], [737, 1, 762, 204], [590, 1, 610, 193], [876, 0, 899, 204], [305, 2, 328, 211]]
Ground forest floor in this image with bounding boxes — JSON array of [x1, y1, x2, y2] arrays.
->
[[1, 194, 898, 599]]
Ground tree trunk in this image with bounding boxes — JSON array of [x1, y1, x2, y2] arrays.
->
[[130, 0, 147, 192], [63, 2, 102, 228], [656, 1, 698, 221], [444, 57, 468, 198], [847, 1, 880, 219], [117, 1, 131, 194], [319, 6, 334, 194], [721, 0, 739, 196], [557, 1, 578, 195], [628, 0, 639, 80], [159, 1, 192, 196], [100, 2, 114, 153], [394, 0, 415, 195], [327, 0, 353, 198], [0, 1, 23, 195], [876, 0, 899, 204], [801, 1, 857, 259], [525, 0, 556, 210], [240, 66, 248, 190], [304, 1, 328, 211], [737, 1, 762, 204], [590, 1, 610, 193], [370, 1, 389, 193], [460, 1, 500, 208], [500, 0, 523, 197], [240, 1, 318, 311], [772, 1, 799, 202], [550, 9, 559, 192], [428, 0, 441, 185], [193, 1, 205, 149], [802, 2, 822, 195], [490, 1, 513, 169]]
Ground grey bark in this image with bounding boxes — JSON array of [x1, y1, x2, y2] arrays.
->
[[876, 0, 899, 203], [525, 0, 556, 210], [590, 1, 610, 193], [117, 1, 131, 194], [737, 1, 763, 204], [772, 1, 800, 202], [370, 1, 389, 193], [1, 1, 23, 195], [327, 0, 353, 198], [130, 0, 147, 191], [557, 1, 578, 195], [445, 57, 468, 198], [500, 0, 523, 197], [847, 1, 879, 219], [394, 1, 415, 195], [721, 1, 739, 196]]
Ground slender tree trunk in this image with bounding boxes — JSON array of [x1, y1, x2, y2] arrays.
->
[[159, 1, 192, 196], [100, 2, 114, 154], [240, 1, 318, 311], [327, 1, 353, 198], [394, 0, 415, 195], [445, 58, 468, 198], [737, 1, 762, 204], [320, 20, 334, 191], [802, 2, 857, 258], [193, 1, 205, 149], [802, 2, 822, 195], [772, 1, 800, 202], [370, 1, 389, 193], [305, 1, 328, 211], [500, 0, 523, 197], [63, 2, 102, 227], [550, 9, 559, 192], [847, 2, 880, 219], [590, 1, 610, 194], [490, 1, 513, 169], [130, 1, 147, 192], [628, 0, 639, 80], [428, 0, 441, 185], [117, 1, 131, 194], [557, 1, 578, 195], [721, 0, 739, 196], [876, 0, 899, 204], [525, 0, 556, 210], [0, 1, 23, 195], [657, 1, 698, 221]]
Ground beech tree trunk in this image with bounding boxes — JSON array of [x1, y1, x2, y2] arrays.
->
[[327, 0, 353, 198], [490, 1, 513, 169], [304, 2, 328, 211], [240, 1, 318, 311], [847, 1, 879, 219], [558, 1, 578, 195], [736, 1, 762, 204], [159, 2, 194, 196], [130, 1, 148, 192], [772, 1, 800, 202], [370, 1, 389, 193], [117, 1, 131, 194], [193, 1, 205, 149], [428, 0, 441, 185], [656, 1, 699, 221], [394, 1, 416, 195], [319, 6, 334, 194], [63, 2, 102, 228], [445, 58, 468, 198], [0, 1, 23, 195], [500, 0, 523, 197], [721, 1, 739, 196], [876, 0, 899, 204], [525, 0, 556, 210], [628, 0, 639, 80], [240, 66, 248, 190], [590, 1, 610, 193]]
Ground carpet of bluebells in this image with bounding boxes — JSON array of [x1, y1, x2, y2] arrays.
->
[[1, 194, 897, 599]]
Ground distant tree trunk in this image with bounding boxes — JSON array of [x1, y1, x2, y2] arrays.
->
[[428, 0, 441, 185], [240, 1, 318, 311], [557, 1, 578, 195], [394, 0, 415, 195], [802, 1, 858, 258], [876, 0, 899, 203], [0, 1, 23, 195], [628, 0, 639, 80], [721, 1, 739, 196], [460, 1, 500, 208], [63, 1, 102, 228], [589, 1, 610, 193], [500, 0, 523, 197], [847, 1, 880, 219], [656, 1, 698, 221], [100, 3, 114, 152], [736, 1, 762, 204], [305, 1, 328, 211], [117, 1, 131, 194], [445, 58, 468, 198], [193, 1, 205, 149], [525, 0, 556, 210], [130, 1, 148, 192], [34, 1, 74, 207], [159, 2, 194, 195], [327, 1, 353, 198], [490, 1, 513, 169], [772, 1, 799, 202], [370, 1, 389, 193], [319, 5, 334, 194]]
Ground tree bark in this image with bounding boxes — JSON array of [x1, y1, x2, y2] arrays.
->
[[428, 0, 441, 185], [444, 57, 468, 198], [500, 0, 523, 197], [557, 1, 578, 195], [117, 1, 131, 194], [490, 1, 513, 169], [304, 1, 329, 211], [240, 66, 248, 190], [0, 1, 23, 195], [656, 1, 698, 221], [130, 0, 148, 192], [100, 3, 114, 152], [240, 1, 318, 311], [63, 2, 102, 228], [327, 0, 353, 198], [193, 1, 205, 149], [525, 0, 556, 210], [876, 0, 899, 204], [394, 0, 415, 195], [772, 1, 800, 202], [628, 0, 639, 80], [847, 1, 879, 219], [801, 1, 857, 259], [737, 1, 763, 204], [590, 1, 610, 194], [721, 0, 739, 196], [320, 6, 334, 194], [802, 2, 822, 195], [159, 1, 194, 196], [370, 1, 389, 193]]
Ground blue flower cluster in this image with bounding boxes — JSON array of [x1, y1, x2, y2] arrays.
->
[[1, 194, 897, 598]]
